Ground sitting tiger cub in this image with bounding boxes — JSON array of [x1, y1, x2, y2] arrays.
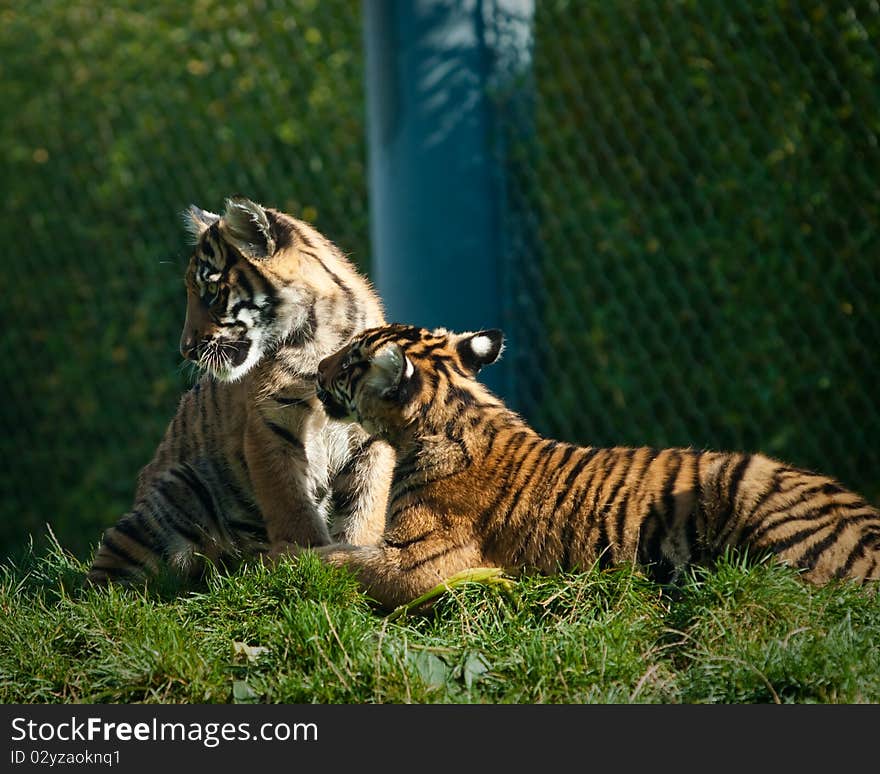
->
[[310, 323, 880, 608], [88, 198, 394, 584]]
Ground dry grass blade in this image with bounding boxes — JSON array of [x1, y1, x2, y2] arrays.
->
[[386, 567, 514, 621]]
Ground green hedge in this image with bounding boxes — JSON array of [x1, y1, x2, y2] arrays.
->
[[504, 1, 880, 504], [2, 2, 878, 561]]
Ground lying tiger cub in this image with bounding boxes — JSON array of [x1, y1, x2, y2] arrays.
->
[[309, 323, 880, 609]]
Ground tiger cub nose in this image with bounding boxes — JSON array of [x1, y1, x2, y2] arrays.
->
[[180, 332, 199, 361], [316, 356, 332, 388]]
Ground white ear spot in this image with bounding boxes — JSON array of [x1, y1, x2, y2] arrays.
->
[[470, 335, 494, 358], [404, 355, 414, 379]]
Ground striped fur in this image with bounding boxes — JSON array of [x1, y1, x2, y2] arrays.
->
[[311, 323, 880, 609], [87, 198, 394, 584]]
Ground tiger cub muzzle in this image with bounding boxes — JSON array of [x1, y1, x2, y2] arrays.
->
[[180, 334, 251, 369], [315, 388, 350, 420], [316, 351, 353, 420]]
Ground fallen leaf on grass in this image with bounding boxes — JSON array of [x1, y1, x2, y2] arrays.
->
[[233, 641, 269, 663]]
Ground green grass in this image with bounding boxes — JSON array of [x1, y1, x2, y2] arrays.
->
[[3, 533, 879, 704]]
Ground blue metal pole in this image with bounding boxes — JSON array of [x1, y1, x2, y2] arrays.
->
[[363, 0, 534, 399]]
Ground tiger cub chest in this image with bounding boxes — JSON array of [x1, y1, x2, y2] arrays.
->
[[257, 385, 355, 482]]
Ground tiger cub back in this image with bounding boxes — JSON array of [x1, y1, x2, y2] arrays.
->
[[87, 197, 394, 585], [309, 323, 880, 609]]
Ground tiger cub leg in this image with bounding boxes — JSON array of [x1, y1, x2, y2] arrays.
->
[[328, 436, 395, 546], [87, 461, 236, 584], [313, 537, 485, 610], [246, 410, 333, 554]]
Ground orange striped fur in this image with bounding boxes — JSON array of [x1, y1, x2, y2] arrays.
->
[[311, 323, 880, 608], [88, 198, 393, 584]]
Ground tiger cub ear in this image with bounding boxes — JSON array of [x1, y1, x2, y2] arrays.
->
[[183, 205, 220, 243], [219, 196, 276, 259], [368, 343, 415, 398], [456, 329, 504, 375]]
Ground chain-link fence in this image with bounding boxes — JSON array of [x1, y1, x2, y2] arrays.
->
[[2, 1, 878, 561], [502, 1, 880, 510]]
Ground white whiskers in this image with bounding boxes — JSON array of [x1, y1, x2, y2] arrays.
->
[[197, 339, 236, 377]]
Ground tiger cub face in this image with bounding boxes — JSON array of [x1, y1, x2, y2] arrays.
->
[[316, 323, 504, 439], [180, 196, 310, 381]]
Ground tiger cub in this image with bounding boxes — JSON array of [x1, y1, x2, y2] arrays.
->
[[309, 323, 880, 608], [87, 197, 394, 584]]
